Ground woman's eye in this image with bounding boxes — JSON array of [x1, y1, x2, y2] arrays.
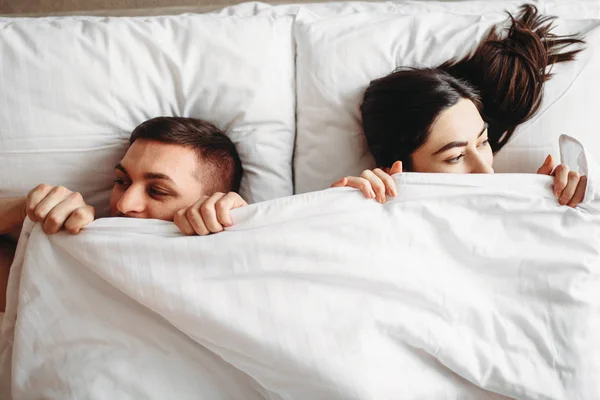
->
[[446, 154, 464, 164], [479, 139, 490, 147]]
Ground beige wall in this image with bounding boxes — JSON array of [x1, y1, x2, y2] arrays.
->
[[1, 0, 366, 16], [1, 0, 461, 17], [0, 0, 277, 16]]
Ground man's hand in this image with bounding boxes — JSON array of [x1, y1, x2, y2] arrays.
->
[[537, 155, 587, 208], [26, 184, 95, 234], [174, 192, 248, 236]]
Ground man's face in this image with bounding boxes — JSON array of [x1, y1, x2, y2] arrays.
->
[[109, 139, 205, 220]]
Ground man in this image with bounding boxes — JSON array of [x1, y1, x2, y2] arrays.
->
[[0, 116, 248, 310]]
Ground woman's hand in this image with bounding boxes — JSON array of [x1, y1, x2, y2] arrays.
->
[[174, 192, 248, 236], [537, 155, 587, 208], [331, 161, 402, 204]]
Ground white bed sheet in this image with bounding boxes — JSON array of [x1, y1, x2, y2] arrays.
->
[[1, 136, 599, 399]]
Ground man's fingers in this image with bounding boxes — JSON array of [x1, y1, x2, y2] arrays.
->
[[26, 184, 54, 222], [373, 168, 397, 197], [568, 176, 587, 208], [30, 186, 73, 225], [215, 192, 248, 227], [559, 170, 580, 206], [199, 192, 227, 234], [186, 204, 210, 236], [63, 205, 95, 234], [536, 154, 554, 176], [553, 164, 569, 198], [41, 192, 85, 234], [360, 170, 386, 203], [174, 208, 196, 236]]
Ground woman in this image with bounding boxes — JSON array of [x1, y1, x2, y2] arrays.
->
[[332, 5, 588, 207]]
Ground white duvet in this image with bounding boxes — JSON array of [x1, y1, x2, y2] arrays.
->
[[1, 137, 599, 400]]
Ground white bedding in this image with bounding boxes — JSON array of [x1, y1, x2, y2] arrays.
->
[[1, 137, 599, 399]]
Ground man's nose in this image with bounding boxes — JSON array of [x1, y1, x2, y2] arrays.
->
[[116, 185, 146, 216]]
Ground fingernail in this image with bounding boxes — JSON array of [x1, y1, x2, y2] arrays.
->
[[392, 188, 397, 197]]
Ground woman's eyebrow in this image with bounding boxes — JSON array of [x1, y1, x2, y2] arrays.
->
[[115, 163, 128, 174], [478, 122, 489, 137], [432, 122, 489, 155], [432, 141, 468, 155]]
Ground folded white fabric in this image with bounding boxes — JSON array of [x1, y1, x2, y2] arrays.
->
[[1, 136, 598, 399], [216, 0, 600, 19]]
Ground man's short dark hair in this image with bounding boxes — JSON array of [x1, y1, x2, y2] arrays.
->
[[129, 117, 242, 194]]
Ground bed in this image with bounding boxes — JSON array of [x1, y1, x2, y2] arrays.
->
[[1, 0, 600, 398]]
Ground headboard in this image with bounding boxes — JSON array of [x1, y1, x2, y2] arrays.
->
[[0, 0, 335, 17]]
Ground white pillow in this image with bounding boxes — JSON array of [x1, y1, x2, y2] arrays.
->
[[0, 14, 295, 215], [215, 1, 600, 20], [293, 9, 599, 194], [293, 11, 502, 193]]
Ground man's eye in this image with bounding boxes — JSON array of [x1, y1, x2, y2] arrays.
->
[[149, 188, 168, 197], [446, 154, 464, 164], [113, 178, 128, 185]]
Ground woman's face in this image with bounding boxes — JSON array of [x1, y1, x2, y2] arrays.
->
[[410, 99, 494, 174]]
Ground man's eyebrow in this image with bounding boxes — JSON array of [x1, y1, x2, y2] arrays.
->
[[115, 164, 173, 183], [144, 172, 174, 182], [432, 122, 489, 155]]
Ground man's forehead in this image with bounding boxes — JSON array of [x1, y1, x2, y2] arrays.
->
[[119, 140, 201, 178]]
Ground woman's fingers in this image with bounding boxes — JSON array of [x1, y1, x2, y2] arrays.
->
[[330, 177, 348, 188], [373, 168, 397, 197], [536, 154, 554, 176], [568, 176, 587, 208], [342, 177, 376, 199], [558, 170, 580, 206], [551, 164, 588, 208], [360, 170, 386, 203], [552, 164, 569, 198], [332, 164, 403, 203], [389, 161, 403, 175]]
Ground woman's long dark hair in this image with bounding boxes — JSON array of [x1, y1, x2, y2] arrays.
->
[[361, 4, 584, 171]]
